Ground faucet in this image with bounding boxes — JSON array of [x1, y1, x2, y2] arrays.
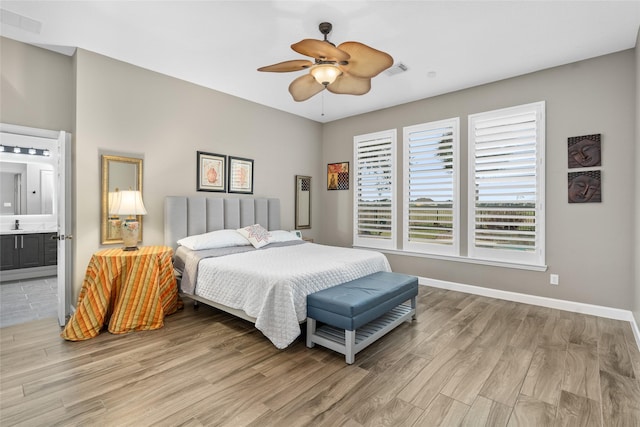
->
[[14, 219, 20, 230]]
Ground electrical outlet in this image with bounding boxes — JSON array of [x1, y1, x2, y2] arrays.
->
[[550, 274, 559, 285]]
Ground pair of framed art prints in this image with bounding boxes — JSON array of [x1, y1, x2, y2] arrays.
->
[[197, 151, 253, 194]]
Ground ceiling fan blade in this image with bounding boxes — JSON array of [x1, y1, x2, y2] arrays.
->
[[327, 73, 371, 96], [257, 60, 314, 72], [291, 39, 350, 62], [337, 41, 393, 78], [289, 74, 325, 101]]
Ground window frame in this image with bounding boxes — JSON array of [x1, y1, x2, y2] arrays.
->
[[353, 129, 397, 250], [467, 101, 546, 267], [403, 118, 460, 256]]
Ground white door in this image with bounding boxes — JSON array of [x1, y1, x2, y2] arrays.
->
[[57, 131, 72, 326]]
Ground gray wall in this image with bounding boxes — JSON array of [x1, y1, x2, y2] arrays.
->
[[321, 50, 636, 310], [0, 37, 73, 132]]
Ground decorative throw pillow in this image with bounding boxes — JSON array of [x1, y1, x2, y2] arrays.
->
[[237, 224, 271, 248], [177, 229, 251, 250]]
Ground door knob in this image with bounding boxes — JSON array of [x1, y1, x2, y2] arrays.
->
[[52, 234, 73, 240]]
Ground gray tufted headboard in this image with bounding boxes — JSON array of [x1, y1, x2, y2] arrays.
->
[[164, 197, 281, 252]]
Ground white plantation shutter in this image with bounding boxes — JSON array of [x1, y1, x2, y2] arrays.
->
[[403, 118, 459, 255], [353, 129, 396, 249], [468, 102, 545, 266]]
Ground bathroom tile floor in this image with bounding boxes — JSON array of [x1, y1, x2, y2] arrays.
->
[[0, 276, 58, 328]]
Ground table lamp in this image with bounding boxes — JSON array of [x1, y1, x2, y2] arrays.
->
[[111, 190, 147, 251]]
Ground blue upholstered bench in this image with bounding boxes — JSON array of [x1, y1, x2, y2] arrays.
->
[[306, 271, 418, 364]]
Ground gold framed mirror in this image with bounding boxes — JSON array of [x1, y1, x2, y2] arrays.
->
[[101, 154, 143, 244], [295, 175, 311, 229]]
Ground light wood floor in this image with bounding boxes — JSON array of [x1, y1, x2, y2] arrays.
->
[[1, 286, 639, 426]]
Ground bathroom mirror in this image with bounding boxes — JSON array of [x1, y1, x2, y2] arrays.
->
[[295, 175, 311, 230], [101, 154, 143, 244], [0, 161, 55, 215]]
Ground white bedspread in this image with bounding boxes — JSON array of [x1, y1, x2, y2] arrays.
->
[[194, 243, 391, 349]]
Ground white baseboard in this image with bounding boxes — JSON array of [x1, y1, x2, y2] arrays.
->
[[419, 277, 640, 351]]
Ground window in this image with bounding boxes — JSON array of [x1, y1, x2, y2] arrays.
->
[[468, 102, 545, 266], [353, 129, 397, 250], [354, 102, 545, 269], [403, 118, 460, 255]]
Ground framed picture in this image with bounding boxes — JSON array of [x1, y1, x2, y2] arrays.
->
[[197, 151, 226, 192], [228, 156, 254, 194], [327, 162, 349, 190]]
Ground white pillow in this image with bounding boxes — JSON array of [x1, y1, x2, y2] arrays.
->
[[269, 230, 302, 243], [177, 229, 250, 250], [237, 224, 271, 248]]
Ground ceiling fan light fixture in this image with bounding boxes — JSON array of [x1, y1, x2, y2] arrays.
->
[[310, 63, 341, 86]]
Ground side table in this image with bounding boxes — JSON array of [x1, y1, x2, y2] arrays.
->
[[62, 245, 179, 340]]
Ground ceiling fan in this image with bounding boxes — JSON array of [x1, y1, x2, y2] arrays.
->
[[258, 22, 393, 102]]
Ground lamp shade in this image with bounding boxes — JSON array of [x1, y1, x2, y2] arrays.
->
[[111, 190, 147, 216], [310, 64, 341, 86]]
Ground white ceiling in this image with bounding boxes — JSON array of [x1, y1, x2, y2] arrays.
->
[[1, 1, 639, 123]]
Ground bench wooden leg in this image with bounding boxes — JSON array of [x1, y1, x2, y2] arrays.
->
[[345, 329, 356, 364], [306, 318, 316, 348], [411, 296, 417, 320]]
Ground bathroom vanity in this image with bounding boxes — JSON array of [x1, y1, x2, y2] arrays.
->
[[0, 230, 57, 281]]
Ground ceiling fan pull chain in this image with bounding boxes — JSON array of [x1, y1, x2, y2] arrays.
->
[[321, 92, 325, 117]]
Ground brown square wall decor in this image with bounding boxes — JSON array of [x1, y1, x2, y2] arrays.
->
[[568, 134, 601, 169], [568, 170, 601, 203]]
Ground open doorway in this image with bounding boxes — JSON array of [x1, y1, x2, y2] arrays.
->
[[0, 124, 72, 328]]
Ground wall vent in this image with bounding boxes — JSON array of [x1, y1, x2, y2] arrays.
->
[[385, 63, 408, 76]]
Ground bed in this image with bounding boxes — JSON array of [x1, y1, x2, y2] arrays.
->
[[164, 196, 391, 349]]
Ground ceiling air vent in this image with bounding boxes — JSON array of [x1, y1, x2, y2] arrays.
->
[[385, 63, 408, 76]]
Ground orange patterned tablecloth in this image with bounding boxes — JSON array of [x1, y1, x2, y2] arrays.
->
[[62, 245, 179, 341]]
